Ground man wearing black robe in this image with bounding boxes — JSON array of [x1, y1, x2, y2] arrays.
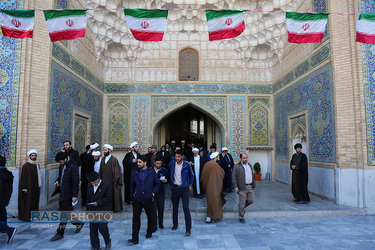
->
[[18, 149, 42, 221], [290, 143, 310, 204], [123, 142, 140, 204], [80, 145, 94, 205]]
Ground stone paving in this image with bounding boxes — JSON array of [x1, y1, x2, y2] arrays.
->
[[1, 181, 374, 249]]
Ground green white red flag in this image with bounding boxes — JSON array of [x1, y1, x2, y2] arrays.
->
[[356, 14, 375, 44], [286, 12, 328, 43], [205, 10, 245, 41], [43, 9, 87, 42], [124, 8, 168, 42], [0, 10, 34, 38]]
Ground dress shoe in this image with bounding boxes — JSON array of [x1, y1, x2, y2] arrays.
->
[[105, 239, 111, 250], [185, 229, 191, 236], [159, 225, 164, 229], [7, 228, 16, 244], [50, 233, 64, 242], [239, 218, 245, 223], [293, 199, 299, 202], [146, 233, 152, 238], [172, 225, 178, 230], [228, 189, 233, 193], [127, 239, 138, 244], [74, 224, 84, 234], [296, 201, 308, 204]]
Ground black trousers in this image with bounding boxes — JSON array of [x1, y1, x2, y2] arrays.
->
[[132, 199, 154, 241], [171, 188, 191, 230], [152, 193, 165, 230], [0, 207, 11, 234], [81, 180, 88, 205], [56, 200, 84, 235], [89, 222, 110, 249]]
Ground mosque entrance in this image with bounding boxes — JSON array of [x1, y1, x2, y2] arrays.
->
[[153, 105, 224, 150]]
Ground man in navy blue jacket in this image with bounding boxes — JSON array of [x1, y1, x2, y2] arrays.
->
[[152, 157, 169, 232], [169, 150, 194, 236], [50, 152, 84, 242], [128, 155, 159, 245], [0, 154, 16, 244]]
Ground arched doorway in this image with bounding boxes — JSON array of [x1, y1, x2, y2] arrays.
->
[[153, 105, 224, 150]]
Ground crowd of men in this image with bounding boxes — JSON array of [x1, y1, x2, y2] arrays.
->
[[0, 140, 310, 248]]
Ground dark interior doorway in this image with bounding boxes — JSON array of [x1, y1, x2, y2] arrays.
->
[[153, 105, 223, 150]]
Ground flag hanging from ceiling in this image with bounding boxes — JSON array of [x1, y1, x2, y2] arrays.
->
[[0, 10, 34, 38], [356, 14, 375, 44], [124, 8, 169, 42], [205, 9, 245, 41], [286, 12, 328, 43], [43, 9, 87, 42]]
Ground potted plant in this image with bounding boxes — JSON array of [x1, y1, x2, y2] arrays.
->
[[253, 162, 262, 181]]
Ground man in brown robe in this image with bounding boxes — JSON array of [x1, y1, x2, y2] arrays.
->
[[18, 149, 42, 221], [99, 144, 123, 212], [201, 152, 224, 223]]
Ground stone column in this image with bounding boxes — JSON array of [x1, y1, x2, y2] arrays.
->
[[328, 0, 367, 207]]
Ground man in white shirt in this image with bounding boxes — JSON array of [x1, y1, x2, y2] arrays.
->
[[92, 151, 101, 173], [232, 153, 256, 223]]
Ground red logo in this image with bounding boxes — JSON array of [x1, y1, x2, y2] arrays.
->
[[66, 19, 74, 27], [225, 18, 233, 26], [11, 19, 21, 28], [141, 21, 149, 29], [302, 23, 310, 31]]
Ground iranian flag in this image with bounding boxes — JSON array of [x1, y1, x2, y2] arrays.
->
[[124, 9, 168, 42], [356, 14, 375, 44], [43, 9, 87, 42], [0, 10, 34, 38], [286, 12, 329, 43], [205, 10, 245, 41]]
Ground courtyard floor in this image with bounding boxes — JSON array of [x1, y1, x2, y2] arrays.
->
[[1, 181, 374, 249]]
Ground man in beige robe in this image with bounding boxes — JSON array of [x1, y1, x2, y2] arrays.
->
[[99, 144, 123, 212], [201, 152, 224, 223]]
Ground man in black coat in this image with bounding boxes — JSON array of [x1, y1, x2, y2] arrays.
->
[[0, 154, 17, 244], [62, 140, 81, 165], [128, 155, 159, 245], [50, 152, 84, 242], [80, 145, 94, 205], [219, 147, 235, 193], [123, 142, 140, 204], [290, 143, 310, 204], [87, 171, 112, 250], [156, 145, 171, 170]]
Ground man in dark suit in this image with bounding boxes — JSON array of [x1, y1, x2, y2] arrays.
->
[[123, 142, 140, 204], [188, 148, 204, 198], [87, 171, 112, 250], [156, 145, 171, 170], [219, 147, 235, 193], [62, 140, 81, 165], [50, 152, 84, 242], [128, 155, 159, 245], [80, 145, 94, 205]]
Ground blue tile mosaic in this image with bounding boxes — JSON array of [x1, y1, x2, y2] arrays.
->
[[273, 43, 331, 93], [132, 96, 149, 154], [229, 96, 246, 160], [104, 83, 273, 95], [52, 43, 104, 91], [0, 0, 23, 166], [359, 0, 375, 165], [274, 63, 335, 163], [151, 96, 227, 128], [108, 97, 130, 146], [248, 97, 270, 108], [48, 61, 103, 163]]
